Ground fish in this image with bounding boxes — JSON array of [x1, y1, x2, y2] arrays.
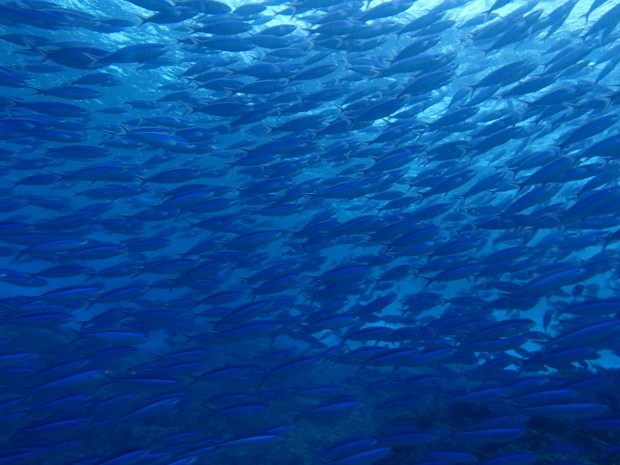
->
[[2, 0, 620, 464]]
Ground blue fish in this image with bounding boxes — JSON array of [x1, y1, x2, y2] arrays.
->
[[1, 1, 620, 464]]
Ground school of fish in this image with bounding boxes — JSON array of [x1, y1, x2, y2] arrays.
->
[[1, 0, 620, 463]]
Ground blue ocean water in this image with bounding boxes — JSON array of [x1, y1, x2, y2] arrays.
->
[[1, 0, 620, 463]]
